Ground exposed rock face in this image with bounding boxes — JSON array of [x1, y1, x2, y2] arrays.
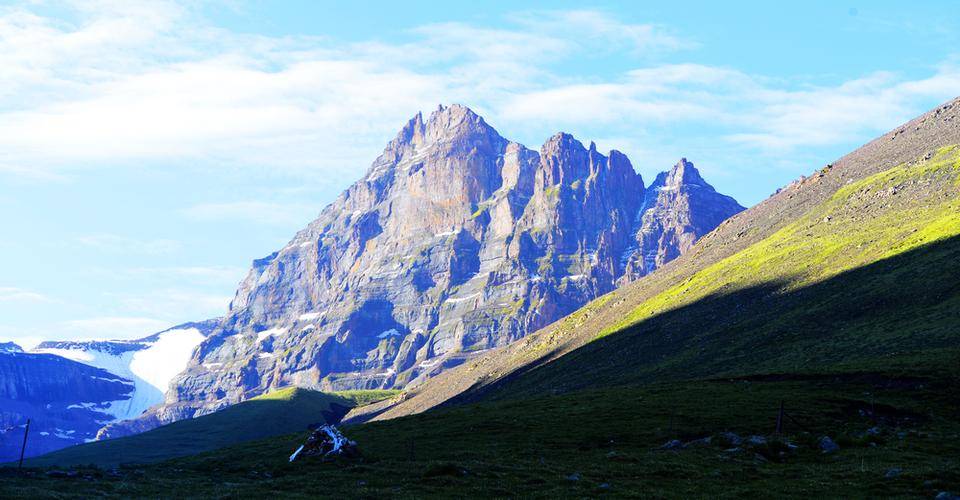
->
[[0, 342, 22, 353], [623, 158, 746, 281], [0, 351, 133, 462], [154, 105, 743, 422]]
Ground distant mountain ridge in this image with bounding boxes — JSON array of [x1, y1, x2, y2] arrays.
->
[[32, 319, 219, 422], [0, 319, 219, 460], [0, 350, 134, 462], [133, 104, 744, 427]]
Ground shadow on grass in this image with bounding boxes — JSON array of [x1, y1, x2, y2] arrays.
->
[[446, 233, 960, 405]]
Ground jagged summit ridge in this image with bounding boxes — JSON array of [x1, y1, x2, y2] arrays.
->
[[145, 104, 744, 425]]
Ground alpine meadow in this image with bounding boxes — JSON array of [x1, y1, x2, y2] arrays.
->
[[1, 2, 959, 498]]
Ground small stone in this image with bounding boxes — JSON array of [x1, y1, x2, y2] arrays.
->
[[720, 432, 743, 446], [867, 426, 882, 436], [660, 439, 684, 450], [935, 492, 960, 500], [884, 468, 901, 479], [747, 435, 767, 446], [599, 483, 611, 489], [819, 436, 840, 454], [566, 472, 581, 482], [686, 436, 712, 447]]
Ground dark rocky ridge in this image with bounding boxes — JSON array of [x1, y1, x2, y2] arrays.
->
[[0, 352, 133, 462], [138, 104, 743, 424], [0, 342, 22, 353]]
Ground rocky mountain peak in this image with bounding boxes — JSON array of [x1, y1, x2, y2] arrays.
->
[[651, 157, 711, 191], [142, 105, 745, 428]]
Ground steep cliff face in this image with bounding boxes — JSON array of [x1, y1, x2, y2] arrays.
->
[[154, 105, 743, 421], [623, 158, 746, 281], [0, 352, 133, 462]]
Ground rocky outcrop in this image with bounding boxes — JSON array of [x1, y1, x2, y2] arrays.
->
[[0, 342, 22, 353], [146, 104, 743, 423]]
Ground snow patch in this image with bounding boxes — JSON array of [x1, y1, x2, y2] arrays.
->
[[35, 327, 207, 421], [298, 312, 323, 321], [377, 329, 401, 339], [444, 293, 479, 304], [257, 327, 288, 342]]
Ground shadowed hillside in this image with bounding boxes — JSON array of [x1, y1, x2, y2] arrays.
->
[[2, 234, 958, 498], [18, 388, 397, 468]]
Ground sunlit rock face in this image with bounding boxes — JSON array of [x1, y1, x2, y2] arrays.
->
[[158, 104, 744, 421]]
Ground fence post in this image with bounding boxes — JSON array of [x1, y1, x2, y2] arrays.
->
[[18, 419, 30, 470], [775, 400, 784, 436]]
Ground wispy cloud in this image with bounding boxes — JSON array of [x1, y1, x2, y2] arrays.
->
[[0, 1, 953, 186], [76, 233, 182, 255], [0, 287, 53, 303]]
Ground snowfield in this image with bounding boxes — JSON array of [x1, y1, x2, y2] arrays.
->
[[32, 326, 206, 421]]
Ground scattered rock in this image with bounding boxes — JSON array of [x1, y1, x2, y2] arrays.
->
[[660, 439, 684, 450], [599, 483, 611, 489], [686, 436, 713, 447], [719, 432, 743, 446], [566, 472, 581, 482], [819, 436, 840, 454], [884, 468, 901, 479], [935, 492, 960, 500], [747, 435, 767, 446], [867, 426, 883, 436]]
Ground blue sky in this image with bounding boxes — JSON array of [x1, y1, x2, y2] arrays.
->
[[1, 0, 958, 348]]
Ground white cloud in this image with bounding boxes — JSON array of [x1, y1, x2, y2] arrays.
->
[[0, 287, 53, 303], [0, 2, 955, 185], [76, 233, 182, 255], [514, 9, 694, 54]]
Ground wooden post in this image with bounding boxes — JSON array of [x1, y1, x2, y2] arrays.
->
[[775, 401, 784, 436], [18, 419, 30, 470]]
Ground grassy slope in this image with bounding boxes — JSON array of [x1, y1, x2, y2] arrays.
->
[[445, 145, 960, 403], [3, 107, 960, 497], [1, 374, 957, 497], [3, 145, 960, 500], [18, 388, 398, 468], [348, 98, 960, 423]]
